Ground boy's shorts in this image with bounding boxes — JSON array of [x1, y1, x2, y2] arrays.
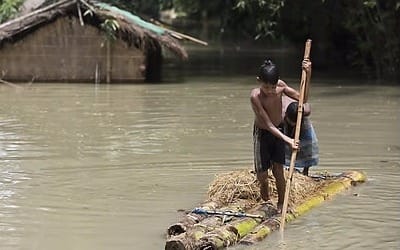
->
[[253, 124, 285, 173]]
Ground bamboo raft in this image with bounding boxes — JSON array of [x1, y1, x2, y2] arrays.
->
[[165, 169, 366, 250]]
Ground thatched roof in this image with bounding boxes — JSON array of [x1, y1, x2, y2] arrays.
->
[[0, 0, 188, 59]]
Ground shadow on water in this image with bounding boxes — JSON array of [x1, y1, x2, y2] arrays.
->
[[164, 43, 381, 84], [166, 45, 301, 80]]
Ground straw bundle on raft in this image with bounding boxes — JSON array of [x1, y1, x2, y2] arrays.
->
[[165, 169, 366, 250]]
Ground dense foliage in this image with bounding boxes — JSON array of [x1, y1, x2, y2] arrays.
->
[[160, 0, 399, 80], [340, 1, 399, 79], [1, 0, 398, 80], [0, 0, 23, 23]]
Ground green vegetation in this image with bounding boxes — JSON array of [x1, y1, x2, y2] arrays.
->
[[1, 0, 398, 80], [158, 0, 399, 80], [0, 0, 23, 23], [340, 1, 399, 80]]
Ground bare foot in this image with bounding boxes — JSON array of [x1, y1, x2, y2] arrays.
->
[[277, 204, 293, 214], [260, 200, 278, 217], [260, 200, 274, 206], [277, 203, 283, 214]]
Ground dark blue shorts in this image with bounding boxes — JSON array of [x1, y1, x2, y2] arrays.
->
[[253, 124, 285, 172]]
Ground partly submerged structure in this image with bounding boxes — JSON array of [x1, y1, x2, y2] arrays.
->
[[0, 0, 191, 83], [165, 169, 366, 250]]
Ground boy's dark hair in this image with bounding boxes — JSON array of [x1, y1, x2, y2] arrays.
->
[[286, 101, 304, 124], [258, 59, 279, 85]]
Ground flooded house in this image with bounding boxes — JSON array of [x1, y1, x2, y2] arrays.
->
[[0, 0, 189, 83]]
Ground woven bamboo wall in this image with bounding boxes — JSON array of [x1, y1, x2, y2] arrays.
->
[[0, 16, 145, 82]]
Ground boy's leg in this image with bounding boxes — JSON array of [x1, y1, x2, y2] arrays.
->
[[272, 162, 286, 210], [253, 126, 273, 202], [303, 166, 310, 176], [256, 171, 270, 201]]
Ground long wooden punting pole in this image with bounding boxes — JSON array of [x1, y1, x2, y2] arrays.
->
[[280, 39, 312, 233]]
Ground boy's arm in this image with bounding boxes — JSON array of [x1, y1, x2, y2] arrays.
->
[[303, 59, 312, 103], [282, 59, 312, 102], [281, 80, 300, 101], [250, 91, 297, 148], [303, 103, 311, 116]]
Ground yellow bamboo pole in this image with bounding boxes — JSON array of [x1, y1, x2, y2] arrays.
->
[[280, 39, 312, 233], [194, 217, 261, 250]]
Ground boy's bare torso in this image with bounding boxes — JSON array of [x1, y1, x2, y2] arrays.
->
[[253, 81, 286, 129]]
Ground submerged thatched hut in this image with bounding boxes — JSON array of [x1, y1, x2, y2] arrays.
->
[[0, 0, 190, 83]]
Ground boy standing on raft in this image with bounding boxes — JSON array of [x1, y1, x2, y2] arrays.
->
[[250, 58, 312, 212]]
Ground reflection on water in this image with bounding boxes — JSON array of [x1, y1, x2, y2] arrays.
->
[[0, 76, 399, 250]]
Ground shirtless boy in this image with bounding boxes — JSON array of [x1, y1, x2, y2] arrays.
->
[[250, 58, 312, 212]]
